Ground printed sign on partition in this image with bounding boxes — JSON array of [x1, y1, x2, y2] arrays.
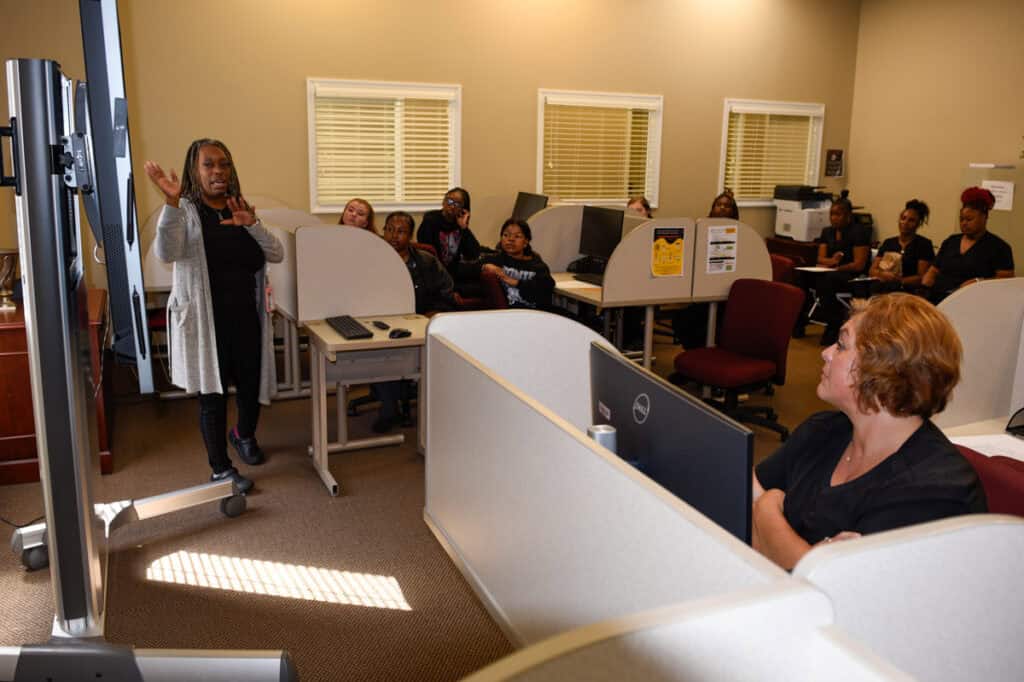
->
[[651, 227, 685, 277], [707, 225, 738, 274]]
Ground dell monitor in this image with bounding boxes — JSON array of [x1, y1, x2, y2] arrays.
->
[[589, 342, 753, 543], [579, 205, 623, 262], [512, 191, 548, 221]]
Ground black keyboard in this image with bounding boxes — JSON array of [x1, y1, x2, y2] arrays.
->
[[573, 272, 605, 286], [325, 315, 373, 340]]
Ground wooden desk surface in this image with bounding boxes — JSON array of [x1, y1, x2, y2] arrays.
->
[[306, 313, 429, 354], [553, 272, 603, 306]]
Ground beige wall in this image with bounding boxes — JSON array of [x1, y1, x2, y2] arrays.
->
[[848, 0, 1024, 247], [2, 0, 861, 285]]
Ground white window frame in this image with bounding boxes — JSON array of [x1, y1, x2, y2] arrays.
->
[[717, 98, 825, 208], [536, 88, 663, 207], [307, 78, 462, 213]]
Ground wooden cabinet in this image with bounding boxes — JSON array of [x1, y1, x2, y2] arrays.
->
[[0, 289, 112, 484]]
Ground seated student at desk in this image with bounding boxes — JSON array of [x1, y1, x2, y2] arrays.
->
[[371, 211, 456, 433], [921, 187, 1015, 304], [627, 195, 653, 219], [752, 294, 986, 570], [867, 198, 934, 293], [337, 197, 376, 233], [416, 187, 482, 295], [468, 218, 555, 310], [796, 191, 871, 347]]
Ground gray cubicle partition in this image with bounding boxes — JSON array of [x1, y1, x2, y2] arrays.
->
[[527, 204, 645, 272]]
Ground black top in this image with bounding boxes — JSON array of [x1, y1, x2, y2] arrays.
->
[[405, 247, 456, 314], [199, 203, 265, 309], [931, 230, 1015, 296], [416, 209, 482, 276], [475, 251, 555, 309], [755, 411, 986, 545], [819, 223, 872, 272], [875, 234, 935, 278]]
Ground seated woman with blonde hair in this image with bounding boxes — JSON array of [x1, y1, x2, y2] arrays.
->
[[752, 293, 986, 570], [338, 197, 376, 233]]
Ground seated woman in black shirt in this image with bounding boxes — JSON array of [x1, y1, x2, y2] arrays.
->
[[753, 293, 986, 570], [471, 218, 554, 309], [921, 186, 1014, 303], [867, 198, 934, 292]]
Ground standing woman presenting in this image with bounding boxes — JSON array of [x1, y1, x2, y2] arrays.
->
[[145, 139, 283, 493]]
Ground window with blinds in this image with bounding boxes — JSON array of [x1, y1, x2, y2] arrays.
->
[[537, 90, 663, 206], [719, 99, 824, 205], [307, 79, 461, 213]]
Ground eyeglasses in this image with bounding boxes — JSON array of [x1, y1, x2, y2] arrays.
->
[[443, 197, 464, 209]]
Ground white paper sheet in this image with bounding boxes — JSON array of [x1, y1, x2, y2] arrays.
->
[[949, 434, 1024, 463]]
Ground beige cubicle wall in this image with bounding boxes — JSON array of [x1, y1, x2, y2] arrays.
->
[[690, 218, 773, 301], [424, 311, 786, 647], [934, 277, 1024, 429], [794, 515, 1024, 682], [527, 205, 646, 272], [464, 583, 911, 682], [259, 207, 324, 323]]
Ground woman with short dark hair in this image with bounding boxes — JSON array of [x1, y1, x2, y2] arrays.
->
[[922, 187, 1014, 303], [752, 293, 986, 570]]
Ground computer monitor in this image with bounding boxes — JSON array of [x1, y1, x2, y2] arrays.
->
[[589, 342, 753, 543], [512, 191, 548, 221], [579, 206, 623, 262]]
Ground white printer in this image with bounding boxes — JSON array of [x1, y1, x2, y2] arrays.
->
[[773, 185, 832, 242]]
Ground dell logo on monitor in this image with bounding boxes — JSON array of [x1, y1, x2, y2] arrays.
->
[[632, 393, 651, 424]]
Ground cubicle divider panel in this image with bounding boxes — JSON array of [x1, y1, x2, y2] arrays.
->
[[1014, 312, 1024, 413], [260, 208, 326, 322], [601, 219, 696, 307], [464, 583, 910, 682], [934, 277, 1024, 429], [424, 334, 783, 646], [690, 220, 773, 302], [527, 205, 584, 272], [793, 515, 1024, 682], [427, 310, 613, 431], [295, 226, 414, 323]]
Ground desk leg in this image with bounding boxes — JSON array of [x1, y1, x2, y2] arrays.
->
[[281, 315, 293, 389], [702, 302, 719, 399], [274, 319, 310, 400], [643, 305, 654, 370], [325, 382, 404, 452], [614, 309, 624, 348], [310, 344, 339, 496], [418, 346, 426, 456]]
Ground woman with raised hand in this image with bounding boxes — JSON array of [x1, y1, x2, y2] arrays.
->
[[145, 139, 283, 494]]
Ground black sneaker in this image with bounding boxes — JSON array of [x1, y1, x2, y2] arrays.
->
[[229, 427, 265, 466], [211, 467, 254, 494]]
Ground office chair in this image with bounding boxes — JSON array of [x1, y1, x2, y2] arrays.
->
[[669, 278, 804, 440], [956, 445, 1024, 517]]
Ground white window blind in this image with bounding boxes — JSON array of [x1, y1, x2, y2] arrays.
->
[[537, 90, 662, 206], [307, 79, 461, 213], [719, 99, 824, 205]]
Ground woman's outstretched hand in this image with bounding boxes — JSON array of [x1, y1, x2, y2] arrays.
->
[[221, 196, 257, 227], [143, 161, 181, 207]]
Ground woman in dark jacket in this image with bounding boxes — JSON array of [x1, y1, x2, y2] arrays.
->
[[475, 218, 554, 309]]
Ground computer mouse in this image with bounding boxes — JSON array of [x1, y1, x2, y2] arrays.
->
[[389, 328, 412, 339]]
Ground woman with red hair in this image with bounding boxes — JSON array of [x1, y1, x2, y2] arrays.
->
[[922, 187, 1014, 303]]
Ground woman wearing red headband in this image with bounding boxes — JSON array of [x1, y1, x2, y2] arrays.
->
[[922, 187, 1014, 303]]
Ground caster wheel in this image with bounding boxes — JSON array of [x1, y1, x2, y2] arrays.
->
[[22, 546, 49, 572], [220, 495, 247, 518]]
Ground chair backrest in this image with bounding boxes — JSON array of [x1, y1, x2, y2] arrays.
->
[[770, 253, 797, 285], [956, 445, 1024, 517], [717, 278, 805, 385], [480, 270, 509, 309]]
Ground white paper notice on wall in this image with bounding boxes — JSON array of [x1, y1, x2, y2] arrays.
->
[[981, 180, 1015, 211]]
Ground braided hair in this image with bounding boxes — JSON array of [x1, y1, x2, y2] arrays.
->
[[903, 198, 930, 224], [179, 138, 241, 206], [832, 189, 853, 215]]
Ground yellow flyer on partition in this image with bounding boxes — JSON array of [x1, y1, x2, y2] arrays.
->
[[651, 227, 685, 277]]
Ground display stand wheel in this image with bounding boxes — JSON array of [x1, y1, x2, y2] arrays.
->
[[220, 495, 247, 518]]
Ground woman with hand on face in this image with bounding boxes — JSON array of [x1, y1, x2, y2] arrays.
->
[[337, 198, 375, 233], [473, 218, 554, 309], [752, 294, 986, 570], [868, 199, 934, 293], [921, 187, 1014, 303], [415, 187, 482, 294], [145, 139, 283, 494]]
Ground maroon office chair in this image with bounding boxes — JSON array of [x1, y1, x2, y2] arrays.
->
[[479, 269, 509, 309], [770, 253, 798, 285], [669, 278, 805, 440], [957, 445, 1024, 517], [412, 241, 488, 310]]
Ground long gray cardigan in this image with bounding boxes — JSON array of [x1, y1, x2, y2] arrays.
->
[[155, 199, 284, 404]]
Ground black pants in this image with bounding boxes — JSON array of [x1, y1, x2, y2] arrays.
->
[[199, 302, 261, 474]]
